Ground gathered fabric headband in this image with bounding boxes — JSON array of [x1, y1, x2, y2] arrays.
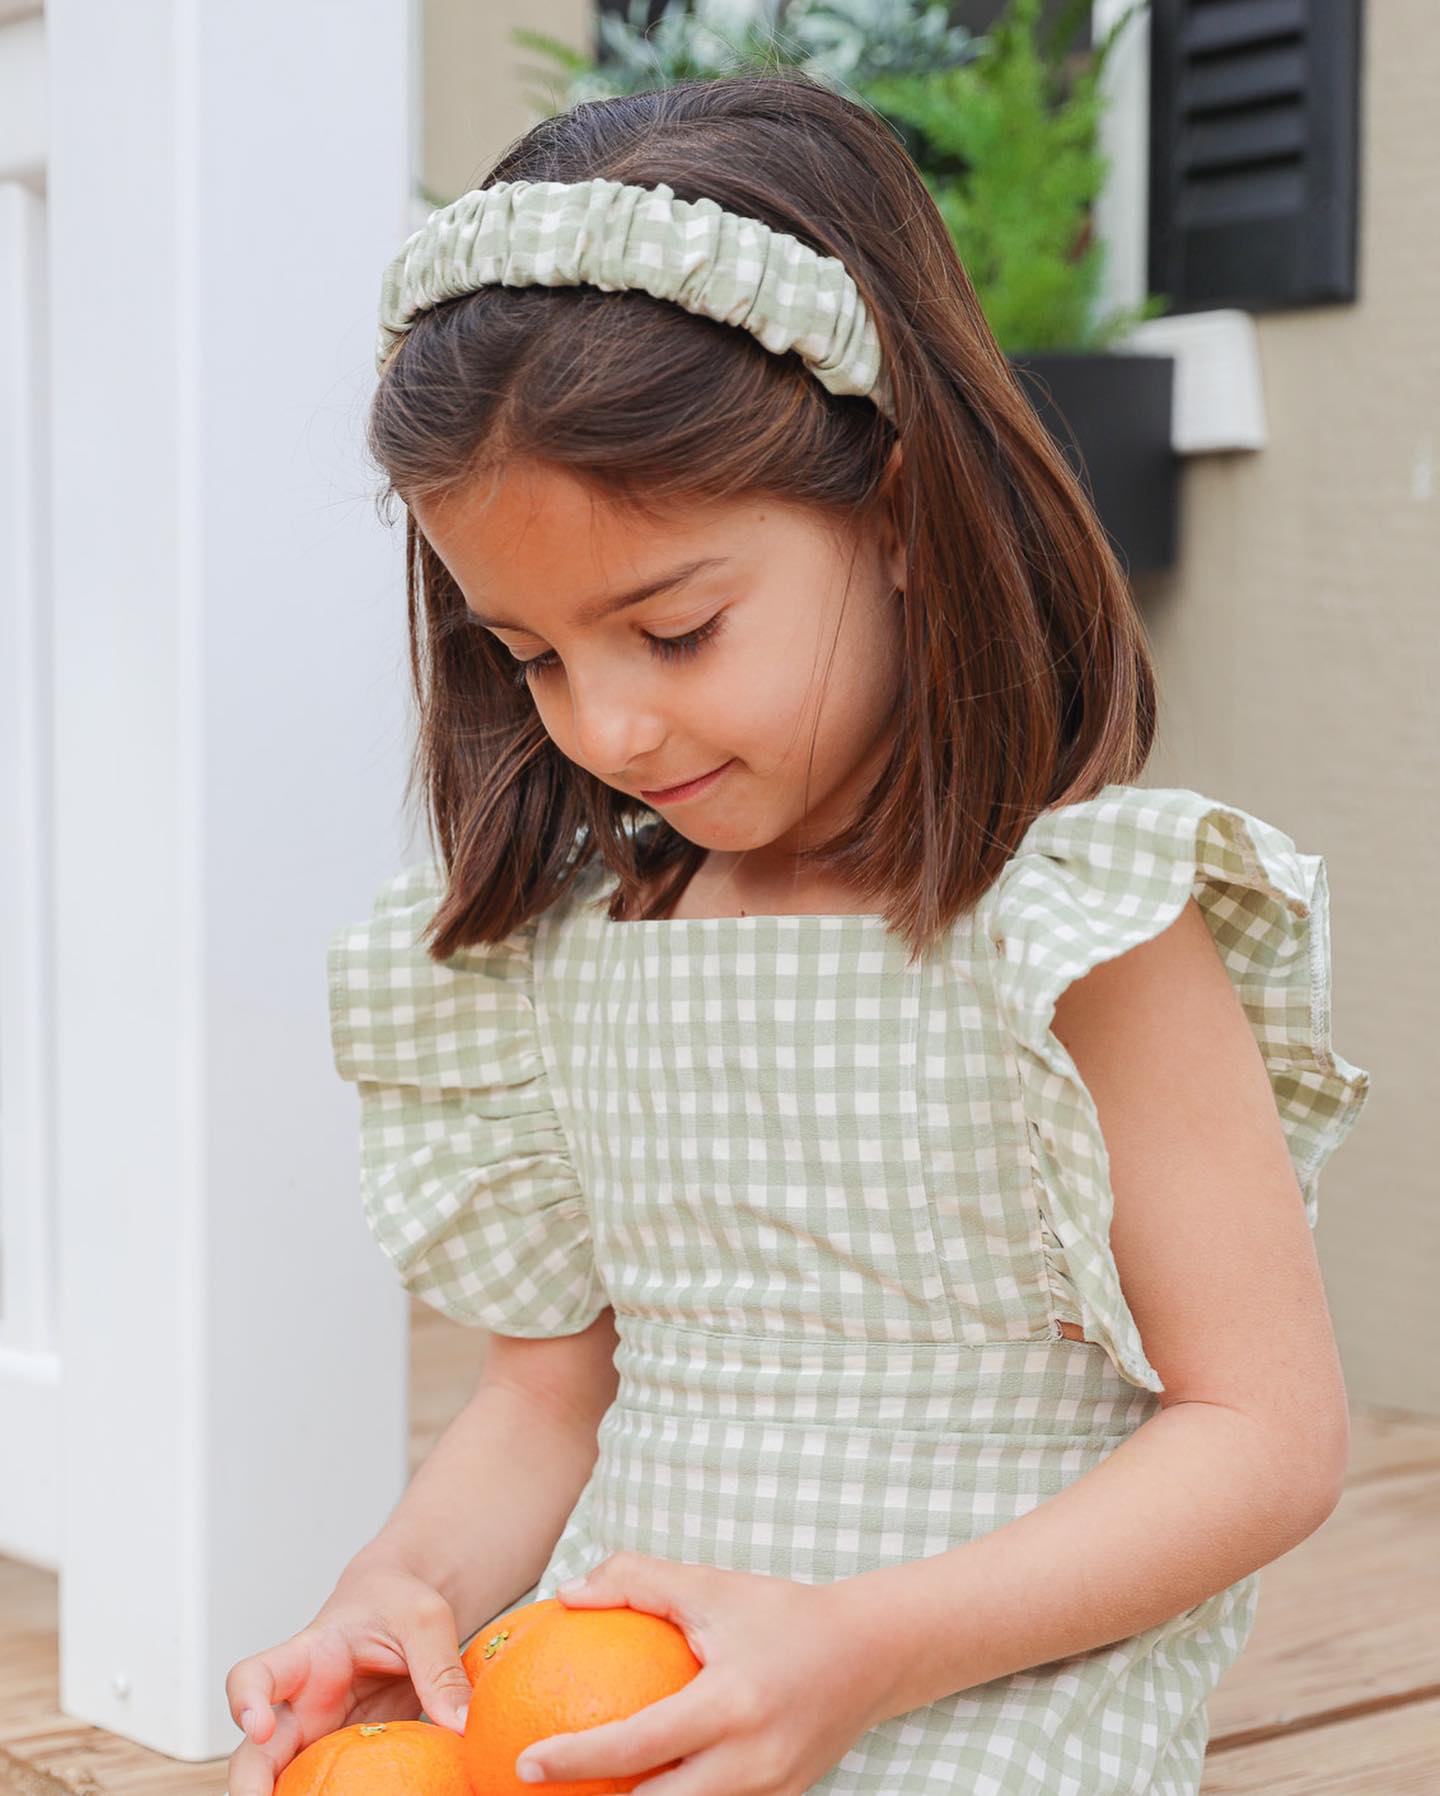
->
[[375, 175, 897, 424]]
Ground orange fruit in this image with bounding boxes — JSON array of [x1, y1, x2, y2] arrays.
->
[[461, 1597, 548, 1685], [461, 1596, 703, 1795], [273, 1718, 469, 1794]]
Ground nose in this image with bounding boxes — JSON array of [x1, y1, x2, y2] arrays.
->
[[566, 666, 665, 778]]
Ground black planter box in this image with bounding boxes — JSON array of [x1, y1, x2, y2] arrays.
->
[[1006, 350, 1178, 575]]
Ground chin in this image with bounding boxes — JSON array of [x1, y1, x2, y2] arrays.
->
[[656, 811, 751, 848]]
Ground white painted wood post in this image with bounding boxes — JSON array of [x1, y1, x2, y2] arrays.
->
[[47, 0, 423, 1759], [1092, 0, 1151, 323], [0, 39, 62, 1570]]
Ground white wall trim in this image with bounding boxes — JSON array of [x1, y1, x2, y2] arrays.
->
[[1092, 0, 1151, 322], [0, 13, 45, 185], [0, 174, 59, 1568], [46, 0, 418, 1757]]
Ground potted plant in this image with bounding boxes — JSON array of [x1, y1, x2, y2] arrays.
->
[[856, 0, 1177, 573], [511, 0, 1178, 574], [509, 0, 984, 114]]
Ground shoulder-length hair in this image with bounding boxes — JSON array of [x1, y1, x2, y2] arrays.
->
[[367, 70, 1157, 966]]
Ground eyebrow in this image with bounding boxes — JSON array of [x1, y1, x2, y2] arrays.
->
[[468, 556, 730, 631]]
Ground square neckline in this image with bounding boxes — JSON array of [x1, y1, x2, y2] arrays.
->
[[579, 860, 891, 928]]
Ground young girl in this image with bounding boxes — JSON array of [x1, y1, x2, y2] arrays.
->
[[226, 72, 1371, 1796]]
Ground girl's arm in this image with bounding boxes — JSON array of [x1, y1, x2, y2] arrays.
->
[[344, 1308, 620, 1640], [835, 896, 1351, 1718]]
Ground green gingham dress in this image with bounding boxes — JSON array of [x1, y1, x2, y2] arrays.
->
[[326, 783, 1371, 1795]]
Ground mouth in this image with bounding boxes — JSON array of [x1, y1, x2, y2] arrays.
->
[[639, 759, 736, 804]]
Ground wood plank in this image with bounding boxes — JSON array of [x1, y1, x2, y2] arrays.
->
[[1, 1371, 1436, 1796], [0, 1309, 486, 1796], [1341, 1403, 1440, 1483], [0, 1751, 73, 1796], [0, 1554, 230, 1793], [1210, 1440, 1440, 1740], [1201, 1693, 1440, 1793]]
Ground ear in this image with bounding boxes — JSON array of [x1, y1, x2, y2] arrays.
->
[[877, 440, 907, 593]]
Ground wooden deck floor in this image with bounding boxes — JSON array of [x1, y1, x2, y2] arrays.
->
[[3, 1304, 1437, 1794]]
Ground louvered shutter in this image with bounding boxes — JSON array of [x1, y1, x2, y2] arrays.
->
[[1148, 0, 1361, 311]]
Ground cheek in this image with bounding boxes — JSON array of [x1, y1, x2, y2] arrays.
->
[[837, 594, 904, 723], [717, 649, 821, 754], [759, 611, 896, 753], [525, 684, 592, 765], [747, 608, 837, 711], [525, 684, 562, 734]]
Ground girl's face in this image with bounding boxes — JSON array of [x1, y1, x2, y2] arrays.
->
[[412, 453, 907, 888]]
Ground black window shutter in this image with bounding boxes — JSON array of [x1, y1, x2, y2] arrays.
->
[[1148, 0, 1362, 311]]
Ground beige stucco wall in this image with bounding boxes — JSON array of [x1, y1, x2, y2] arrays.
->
[[1137, 2, 1437, 1414], [422, 0, 593, 203], [421, 3, 1436, 1413]]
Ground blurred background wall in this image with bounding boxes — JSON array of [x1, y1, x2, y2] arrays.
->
[[418, 0, 1436, 1414], [1136, 0, 1435, 1418]]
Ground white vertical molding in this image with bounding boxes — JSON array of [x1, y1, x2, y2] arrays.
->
[[0, 10, 45, 184], [1092, 0, 1152, 322], [0, 171, 60, 1569], [48, 0, 418, 1758]]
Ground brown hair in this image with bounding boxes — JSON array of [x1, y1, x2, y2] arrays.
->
[[367, 70, 1158, 967]]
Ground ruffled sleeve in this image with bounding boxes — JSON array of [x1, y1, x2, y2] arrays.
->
[[985, 785, 1372, 1395], [326, 859, 608, 1336]]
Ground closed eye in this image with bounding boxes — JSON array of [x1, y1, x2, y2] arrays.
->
[[504, 610, 729, 688]]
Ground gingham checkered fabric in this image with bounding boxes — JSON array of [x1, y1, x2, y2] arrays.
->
[[374, 177, 896, 423], [327, 782, 1370, 1793], [987, 785, 1371, 1397]]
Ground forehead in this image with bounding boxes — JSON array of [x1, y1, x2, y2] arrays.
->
[[414, 460, 845, 593]]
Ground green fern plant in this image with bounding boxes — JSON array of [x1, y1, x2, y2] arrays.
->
[[499, 0, 1168, 353], [512, 0, 979, 114], [860, 0, 1169, 350]]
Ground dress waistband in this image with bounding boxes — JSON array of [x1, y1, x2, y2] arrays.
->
[[610, 1313, 1160, 1439]]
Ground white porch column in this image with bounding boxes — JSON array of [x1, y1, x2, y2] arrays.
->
[[48, 0, 422, 1759], [1092, 0, 1152, 323], [0, 7, 60, 1573]]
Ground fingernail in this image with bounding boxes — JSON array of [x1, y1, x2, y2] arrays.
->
[[517, 1760, 544, 1783], [455, 1705, 468, 1731], [240, 1708, 254, 1735], [557, 1576, 587, 1593]]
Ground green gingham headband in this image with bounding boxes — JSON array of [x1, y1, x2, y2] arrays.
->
[[376, 176, 897, 424]]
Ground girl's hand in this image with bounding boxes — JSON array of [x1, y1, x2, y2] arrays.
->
[[223, 1561, 474, 1796], [513, 1551, 888, 1794]]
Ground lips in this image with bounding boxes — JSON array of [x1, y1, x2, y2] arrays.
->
[[639, 759, 733, 801]]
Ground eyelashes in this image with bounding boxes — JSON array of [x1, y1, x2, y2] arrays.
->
[[502, 610, 729, 689]]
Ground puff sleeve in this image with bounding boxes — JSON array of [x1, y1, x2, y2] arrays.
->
[[985, 785, 1372, 1395], [326, 859, 608, 1336]]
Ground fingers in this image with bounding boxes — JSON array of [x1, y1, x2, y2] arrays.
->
[[225, 1699, 304, 1796], [516, 1675, 723, 1788], [395, 1596, 473, 1733], [225, 1636, 314, 1745], [552, 1551, 704, 1644]]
